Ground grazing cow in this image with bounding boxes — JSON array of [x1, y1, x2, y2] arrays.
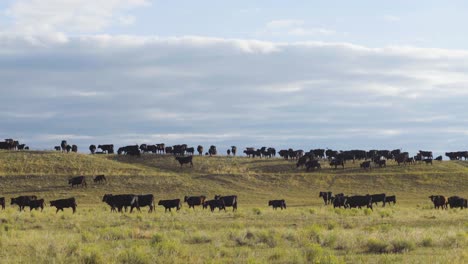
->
[[175, 156, 193, 167], [423, 158, 433, 165], [158, 199, 181, 212], [333, 195, 346, 208], [54, 146, 61, 151], [203, 199, 225, 212], [214, 195, 238, 211], [345, 195, 373, 210], [50, 198, 77, 213], [268, 200, 286, 210], [329, 159, 344, 169], [118, 145, 140, 156], [17, 144, 26, 150], [305, 160, 321, 171], [102, 194, 139, 213], [447, 196, 467, 209], [0, 197, 5, 210], [98, 144, 114, 154], [429, 195, 448, 209], [197, 145, 204, 156], [11, 195, 37, 211], [360, 161, 371, 169], [384, 195, 396, 205], [61, 140, 68, 152], [89, 145, 96, 154], [28, 199, 45, 212], [319, 192, 333, 205], [231, 146, 237, 156], [184, 196, 206, 209], [296, 156, 308, 168], [435, 155, 443, 161], [136, 194, 155, 213], [370, 193, 386, 207], [93, 175, 107, 184], [69, 176, 87, 188]]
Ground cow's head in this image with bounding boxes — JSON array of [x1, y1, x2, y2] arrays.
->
[[102, 194, 112, 202], [214, 195, 221, 200]]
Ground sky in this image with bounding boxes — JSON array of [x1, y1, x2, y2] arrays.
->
[[1, 0, 468, 156]]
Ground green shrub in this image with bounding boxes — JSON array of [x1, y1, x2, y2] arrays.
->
[[150, 233, 164, 246], [81, 250, 104, 264], [390, 239, 415, 253], [366, 239, 390, 254], [421, 237, 433, 247]]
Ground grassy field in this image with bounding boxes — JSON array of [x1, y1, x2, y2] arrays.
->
[[0, 150, 467, 263]]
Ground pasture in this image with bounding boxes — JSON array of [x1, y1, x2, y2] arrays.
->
[[0, 151, 467, 263]]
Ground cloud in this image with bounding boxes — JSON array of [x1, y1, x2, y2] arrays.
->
[[264, 19, 335, 37], [1, 35, 468, 154], [4, 0, 149, 34], [383, 15, 401, 22]]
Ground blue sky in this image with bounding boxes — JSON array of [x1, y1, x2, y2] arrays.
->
[[1, 1, 468, 156]]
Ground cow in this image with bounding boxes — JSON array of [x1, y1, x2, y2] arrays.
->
[[184, 196, 206, 209], [156, 144, 165, 154], [435, 155, 443, 161], [419, 150, 433, 159], [227, 149, 231, 156], [136, 194, 155, 213], [0, 197, 5, 210], [102, 194, 139, 213], [175, 156, 193, 167], [98, 144, 114, 154], [231, 146, 237, 156], [375, 159, 386, 168], [54, 146, 61, 151], [423, 158, 433, 165], [69, 176, 87, 188], [208, 145, 217, 156], [197, 145, 204, 156], [305, 160, 321, 171], [93, 175, 107, 184], [360, 161, 371, 169], [28, 199, 45, 212], [268, 200, 286, 210], [319, 192, 333, 205], [429, 195, 448, 209], [17, 144, 27, 150], [186, 147, 195, 156], [214, 195, 238, 211], [11, 195, 37, 211], [345, 195, 373, 210], [61, 140, 68, 152], [117, 145, 140, 156], [312, 149, 325, 159], [329, 158, 344, 169], [66, 145, 72, 153], [165, 146, 173, 154], [333, 195, 346, 208], [384, 195, 396, 205], [158, 199, 181, 212], [395, 153, 408, 165], [71, 145, 78, 153], [50, 198, 77, 213], [203, 199, 225, 212], [89, 145, 96, 154], [296, 156, 308, 168], [447, 196, 467, 209], [370, 193, 386, 207]]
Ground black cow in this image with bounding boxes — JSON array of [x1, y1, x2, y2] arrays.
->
[[384, 195, 396, 205], [360, 161, 371, 169], [69, 176, 87, 188], [61, 140, 68, 152], [208, 145, 217, 156], [93, 175, 107, 184], [419, 150, 433, 159], [333, 195, 346, 208], [118, 145, 140, 156], [435, 155, 443, 161], [28, 199, 45, 212], [231, 146, 237, 156], [156, 144, 165, 154], [0, 197, 5, 210], [319, 192, 333, 205], [89, 145, 97, 154], [50, 198, 77, 213], [203, 199, 225, 212], [184, 196, 206, 209], [54, 146, 61, 151], [227, 149, 231, 156], [375, 159, 386, 168], [345, 195, 373, 210], [175, 156, 193, 167], [268, 200, 286, 210], [66, 145, 72, 153], [71, 145, 78, 153], [136, 194, 155, 213], [158, 199, 181, 212], [214, 195, 237, 211], [98, 144, 114, 154], [370, 193, 386, 207], [305, 160, 321, 171], [429, 195, 448, 209], [423, 158, 433, 165], [447, 196, 467, 209], [296, 156, 308, 168], [329, 159, 344, 169], [102, 194, 139, 213], [11, 195, 37, 211], [197, 145, 203, 155], [395, 153, 408, 165]]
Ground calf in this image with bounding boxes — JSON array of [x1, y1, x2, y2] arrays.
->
[[435, 155, 443, 161], [158, 199, 181, 212], [0, 197, 5, 210], [175, 156, 193, 167], [50, 198, 77, 213], [203, 199, 225, 212], [345, 195, 373, 210], [136, 194, 155, 213], [384, 195, 396, 205], [184, 196, 206, 210], [11, 195, 37, 211], [29, 199, 45, 212], [429, 195, 448, 209], [69, 176, 87, 188], [319, 191, 332, 205], [93, 175, 107, 184], [268, 200, 287, 210], [214, 195, 238, 211]]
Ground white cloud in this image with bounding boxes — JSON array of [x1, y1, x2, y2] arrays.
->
[[266, 19, 304, 29], [264, 19, 335, 37]]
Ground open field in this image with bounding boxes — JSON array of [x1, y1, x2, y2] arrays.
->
[[0, 151, 467, 263]]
